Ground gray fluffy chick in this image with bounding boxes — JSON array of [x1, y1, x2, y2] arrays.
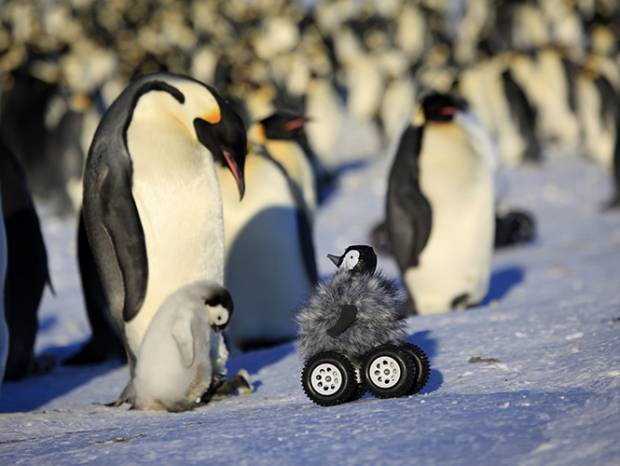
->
[[297, 245, 407, 363]]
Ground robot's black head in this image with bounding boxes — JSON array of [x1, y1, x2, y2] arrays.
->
[[421, 92, 468, 122], [327, 245, 377, 275]]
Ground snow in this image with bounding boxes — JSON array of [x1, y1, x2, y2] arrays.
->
[[1, 151, 620, 465]]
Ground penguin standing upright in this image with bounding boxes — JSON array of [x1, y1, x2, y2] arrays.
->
[[82, 73, 247, 404], [0, 140, 52, 380], [219, 119, 317, 351], [0, 192, 8, 387], [386, 93, 496, 314]]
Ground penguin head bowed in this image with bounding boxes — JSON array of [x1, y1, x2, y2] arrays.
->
[[415, 92, 468, 125], [259, 111, 308, 141], [193, 90, 247, 200], [327, 245, 377, 275], [203, 286, 234, 332]]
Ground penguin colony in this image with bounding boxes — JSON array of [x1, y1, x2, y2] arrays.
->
[[0, 0, 618, 408]]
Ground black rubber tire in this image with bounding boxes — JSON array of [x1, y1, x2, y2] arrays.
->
[[401, 343, 431, 394], [301, 352, 358, 406], [361, 344, 416, 399]]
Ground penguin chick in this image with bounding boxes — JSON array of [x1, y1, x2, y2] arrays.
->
[[132, 281, 233, 412], [297, 246, 406, 363]]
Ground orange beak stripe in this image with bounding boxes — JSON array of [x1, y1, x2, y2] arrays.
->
[[203, 107, 221, 124]]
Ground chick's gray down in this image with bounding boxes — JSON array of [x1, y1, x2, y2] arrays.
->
[[297, 269, 407, 362]]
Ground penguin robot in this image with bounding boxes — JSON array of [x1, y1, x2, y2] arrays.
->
[[298, 245, 406, 363], [0, 140, 52, 380], [82, 72, 247, 405], [386, 92, 495, 314], [219, 119, 318, 351], [132, 281, 235, 412], [0, 192, 8, 388]]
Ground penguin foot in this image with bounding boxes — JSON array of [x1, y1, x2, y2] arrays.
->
[[31, 355, 57, 376], [63, 339, 127, 366], [494, 210, 536, 248], [200, 370, 253, 404], [105, 381, 135, 407]]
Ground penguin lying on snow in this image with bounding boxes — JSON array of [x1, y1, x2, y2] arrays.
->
[[82, 72, 247, 405], [133, 281, 251, 412], [386, 92, 495, 314], [297, 245, 407, 363]]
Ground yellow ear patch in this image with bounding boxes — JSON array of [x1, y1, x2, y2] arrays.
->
[[203, 107, 221, 124]]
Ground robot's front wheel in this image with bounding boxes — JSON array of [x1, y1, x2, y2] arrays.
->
[[302, 352, 359, 406], [362, 344, 416, 398]]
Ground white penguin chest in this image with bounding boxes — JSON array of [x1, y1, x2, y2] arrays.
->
[[124, 119, 224, 354]]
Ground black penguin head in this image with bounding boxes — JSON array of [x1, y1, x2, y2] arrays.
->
[[420, 92, 468, 123], [193, 90, 247, 200], [327, 245, 377, 275], [259, 111, 307, 141], [205, 287, 234, 332]]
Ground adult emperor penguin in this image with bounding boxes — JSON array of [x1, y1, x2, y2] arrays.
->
[[82, 72, 247, 404], [386, 92, 495, 314], [0, 140, 52, 380], [218, 120, 317, 351], [0, 193, 7, 388]]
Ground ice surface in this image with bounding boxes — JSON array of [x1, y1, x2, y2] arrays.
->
[[1, 152, 619, 466]]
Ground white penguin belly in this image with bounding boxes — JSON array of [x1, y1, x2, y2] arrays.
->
[[406, 123, 495, 314], [125, 119, 224, 356], [133, 308, 213, 411], [219, 155, 313, 346]]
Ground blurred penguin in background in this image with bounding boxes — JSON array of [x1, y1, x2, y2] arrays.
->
[[219, 118, 317, 351], [0, 140, 53, 380], [0, 192, 8, 389], [386, 92, 496, 314]]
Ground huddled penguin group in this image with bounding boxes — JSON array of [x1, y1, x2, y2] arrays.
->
[[0, 0, 619, 407]]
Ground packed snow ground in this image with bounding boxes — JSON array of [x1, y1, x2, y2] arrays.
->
[[1, 150, 620, 465]]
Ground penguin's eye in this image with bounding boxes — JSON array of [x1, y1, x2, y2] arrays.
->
[[217, 316, 222, 321]]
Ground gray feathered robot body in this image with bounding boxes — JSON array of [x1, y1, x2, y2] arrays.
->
[[297, 245, 430, 406]]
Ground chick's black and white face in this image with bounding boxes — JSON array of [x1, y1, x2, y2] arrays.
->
[[342, 250, 360, 271], [207, 304, 230, 331]]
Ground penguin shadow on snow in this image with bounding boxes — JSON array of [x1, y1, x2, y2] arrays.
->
[[0, 348, 122, 413], [406, 330, 443, 394], [227, 343, 296, 393], [480, 266, 525, 306]]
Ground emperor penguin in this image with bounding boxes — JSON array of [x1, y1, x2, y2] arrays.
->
[[132, 281, 233, 412], [82, 72, 247, 404], [218, 120, 318, 351], [386, 93, 496, 314], [0, 141, 52, 380], [257, 111, 318, 220], [0, 193, 7, 388]]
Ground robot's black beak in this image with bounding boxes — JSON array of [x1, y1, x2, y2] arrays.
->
[[327, 254, 341, 267]]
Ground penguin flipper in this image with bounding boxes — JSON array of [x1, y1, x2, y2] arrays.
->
[[386, 125, 432, 271], [97, 161, 148, 323], [326, 304, 357, 338], [171, 314, 195, 368]]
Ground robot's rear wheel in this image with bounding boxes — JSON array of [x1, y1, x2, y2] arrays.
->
[[401, 343, 431, 394]]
